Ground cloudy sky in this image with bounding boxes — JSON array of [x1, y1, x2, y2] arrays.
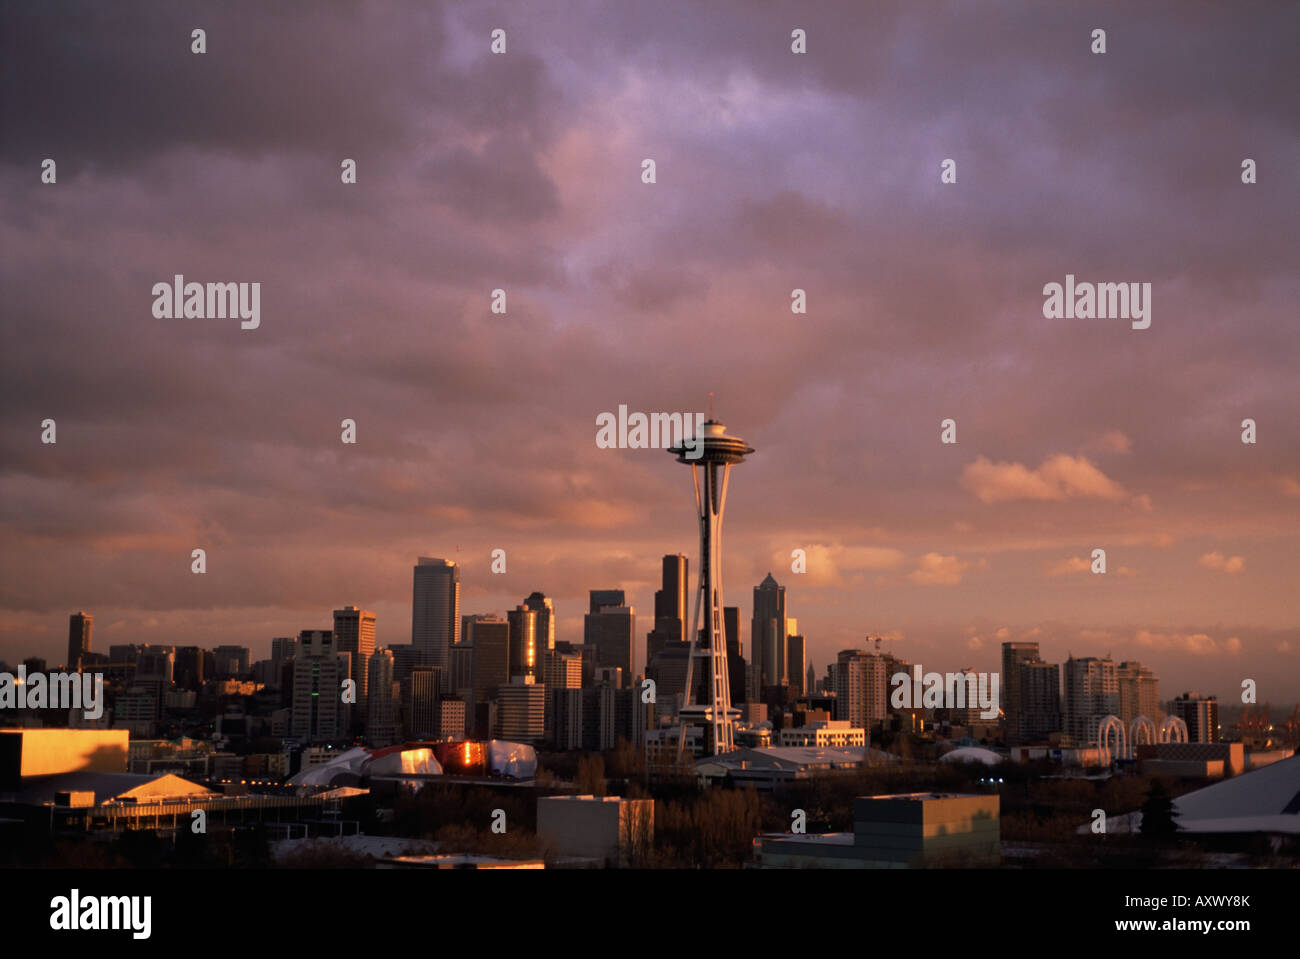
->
[[2, 1, 1297, 702]]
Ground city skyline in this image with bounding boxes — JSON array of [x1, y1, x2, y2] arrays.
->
[[0, 558, 1273, 709]]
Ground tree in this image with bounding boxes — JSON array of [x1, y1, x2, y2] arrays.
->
[[576, 753, 606, 796], [1140, 780, 1181, 839]]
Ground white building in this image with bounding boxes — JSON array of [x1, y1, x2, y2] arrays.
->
[[778, 720, 866, 748]]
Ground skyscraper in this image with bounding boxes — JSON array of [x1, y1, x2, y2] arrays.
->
[[271, 636, 298, 666], [334, 606, 377, 718], [411, 558, 459, 692], [174, 646, 205, 691], [523, 591, 556, 657], [401, 665, 441, 740], [67, 611, 92, 673], [831, 648, 888, 731], [464, 614, 509, 711], [787, 633, 806, 697], [366, 648, 397, 746], [1020, 660, 1062, 742], [647, 554, 688, 664], [1001, 641, 1040, 744], [213, 645, 251, 678], [1063, 656, 1119, 745], [507, 604, 539, 680], [291, 630, 351, 741], [1117, 660, 1160, 725], [724, 605, 745, 706], [1172, 692, 1219, 743], [585, 591, 635, 687], [495, 675, 546, 743], [752, 573, 787, 689]]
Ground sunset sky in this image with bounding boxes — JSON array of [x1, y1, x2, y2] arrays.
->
[[2, 1, 1297, 702]]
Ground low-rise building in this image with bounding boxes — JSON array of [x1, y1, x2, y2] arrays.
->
[[755, 792, 1000, 868]]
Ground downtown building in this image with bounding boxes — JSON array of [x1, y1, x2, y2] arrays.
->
[[523, 591, 556, 663], [1171, 692, 1219, 743], [507, 604, 538, 680], [584, 590, 635, 688], [645, 554, 688, 665], [67, 612, 92, 673], [463, 614, 509, 739], [1063, 655, 1119, 746], [411, 557, 459, 693], [366, 648, 397, 746], [290, 630, 352, 742], [1001, 641, 1062, 744], [334, 606, 377, 720], [830, 648, 889, 733], [751, 573, 787, 690], [1117, 661, 1161, 725], [400, 665, 442, 740], [495, 675, 546, 743]]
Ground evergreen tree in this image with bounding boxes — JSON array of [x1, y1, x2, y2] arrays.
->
[[1140, 779, 1180, 838]]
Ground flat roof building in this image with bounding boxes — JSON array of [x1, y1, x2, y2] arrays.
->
[[755, 791, 1000, 868]]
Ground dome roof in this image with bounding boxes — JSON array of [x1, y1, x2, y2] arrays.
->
[[940, 746, 1002, 766]]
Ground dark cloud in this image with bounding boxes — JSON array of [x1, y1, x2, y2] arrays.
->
[[1, 0, 1296, 697]]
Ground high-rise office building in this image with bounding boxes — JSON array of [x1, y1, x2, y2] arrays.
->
[[582, 682, 617, 752], [752, 573, 787, 688], [1117, 661, 1160, 725], [391, 644, 425, 683], [366, 648, 397, 746], [291, 630, 351, 741], [507, 604, 539, 680], [411, 557, 459, 692], [585, 591, 635, 687], [401, 665, 441, 740], [724, 606, 745, 706], [787, 632, 806, 697], [67, 612, 92, 673], [464, 615, 509, 710], [543, 648, 583, 741], [438, 698, 466, 739], [552, 688, 584, 749], [334, 606, 377, 720], [1063, 656, 1119, 745], [271, 636, 298, 666], [495, 675, 546, 743], [1172, 692, 1219, 743], [131, 648, 175, 722], [647, 555, 688, 665], [173, 646, 205, 691], [523, 592, 556, 656], [213, 645, 251, 679], [450, 641, 475, 699]]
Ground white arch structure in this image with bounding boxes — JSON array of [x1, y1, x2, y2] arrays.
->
[[1129, 715, 1157, 756], [1098, 714, 1127, 765], [1158, 715, 1188, 743]]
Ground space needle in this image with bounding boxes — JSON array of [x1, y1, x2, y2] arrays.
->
[[667, 407, 753, 756]]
